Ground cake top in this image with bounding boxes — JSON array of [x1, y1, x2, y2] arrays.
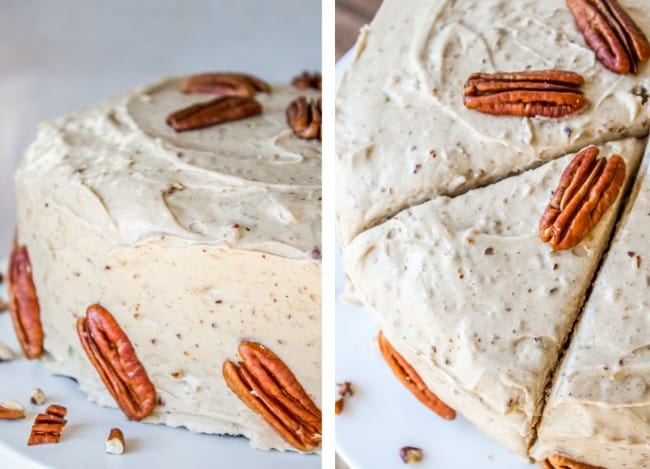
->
[[19, 74, 321, 259], [336, 0, 650, 245]]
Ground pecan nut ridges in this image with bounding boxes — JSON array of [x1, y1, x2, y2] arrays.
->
[[463, 70, 587, 118], [180, 72, 270, 97], [7, 239, 43, 359], [166, 96, 262, 132], [378, 332, 456, 420], [539, 145, 626, 250], [286, 96, 321, 140], [77, 304, 156, 421], [223, 341, 322, 452], [567, 0, 650, 74]]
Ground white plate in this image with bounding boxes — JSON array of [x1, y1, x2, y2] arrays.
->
[[334, 52, 533, 469], [0, 262, 319, 469]]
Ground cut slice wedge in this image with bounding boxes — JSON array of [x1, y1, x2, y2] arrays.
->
[[532, 141, 650, 468], [342, 138, 646, 455]]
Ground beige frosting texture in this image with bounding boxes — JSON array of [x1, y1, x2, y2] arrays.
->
[[14, 76, 321, 451], [343, 139, 646, 455], [336, 0, 650, 245], [532, 147, 650, 468]]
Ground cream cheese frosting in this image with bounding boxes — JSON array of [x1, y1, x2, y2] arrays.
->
[[343, 139, 646, 455], [14, 76, 321, 451], [336, 0, 650, 245], [532, 145, 650, 468]]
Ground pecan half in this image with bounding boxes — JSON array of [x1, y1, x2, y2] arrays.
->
[[291, 71, 322, 90], [463, 70, 587, 118], [7, 239, 43, 359], [539, 145, 625, 250], [77, 304, 156, 421], [223, 341, 322, 452], [166, 96, 262, 132], [180, 72, 270, 97], [286, 96, 321, 140], [541, 453, 606, 469], [28, 404, 68, 445], [567, 0, 650, 74], [378, 332, 456, 420]]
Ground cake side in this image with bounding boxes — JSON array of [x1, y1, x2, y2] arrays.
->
[[343, 138, 645, 455], [336, 0, 650, 245], [12, 75, 322, 452], [532, 143, 650, 468]]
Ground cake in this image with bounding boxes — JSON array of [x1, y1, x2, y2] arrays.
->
[[532, 147, 650, 468], [336, 0, 650, 245], [337, 0, 650, 467], [8, 72, 322, 452], [344, 139, 645, 455]]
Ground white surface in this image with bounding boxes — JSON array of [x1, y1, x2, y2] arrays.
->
[[0, 1, 321, 468], [334, 52, 534, 469]]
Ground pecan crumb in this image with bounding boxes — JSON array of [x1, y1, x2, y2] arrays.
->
[[413, 164, 422, 174], [628, 251, 636, 257], [484, 247, 494, 255], [429, 150, 437, 158], [637, 255, 642, 268], [338, 381, 354, 397], [335, 398, 344, 415], [400, 446, 423, 464], [335, 382, 354, 415], [30, 388, 46, 406]]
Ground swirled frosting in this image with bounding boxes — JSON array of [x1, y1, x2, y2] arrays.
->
[[336, 0, 650, 245], [24, 77, 321, 258]]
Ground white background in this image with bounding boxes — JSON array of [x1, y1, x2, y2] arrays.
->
[[0, 0, 321, 260]]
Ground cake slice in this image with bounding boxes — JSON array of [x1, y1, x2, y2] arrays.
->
[[532, 142, 650, 469], [342, 138, 645, 455], [336, 0, 650, 244]]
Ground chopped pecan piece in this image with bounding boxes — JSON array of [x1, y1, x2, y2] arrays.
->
[[166, 96, 262, 132], [0, 400, 25, 420], [378, 332, 456, 420], [463, 70, 587, 118], [291, 71, 322, 90], [106, 427, 125, 455], [567, 0, 650, 74], [7, 239, 43, 359], [541, 453, 606, 469], [77, 304, 156, 421], [400, 446, 424, 464], [286, 96, 321, 140], [27, 404, 67, 445], [223, 341, 322, 452], [539, 145, 626, 250], [180, 72, 270, 97]]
